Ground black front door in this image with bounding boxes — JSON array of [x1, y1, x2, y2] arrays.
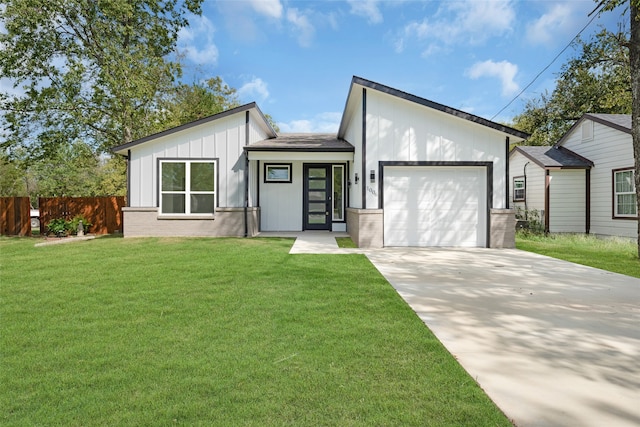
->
[[303, 164, 331, 230]]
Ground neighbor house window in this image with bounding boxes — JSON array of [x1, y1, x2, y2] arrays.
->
[[613, 168, 637, 218], [160, 159, 216, 215], [264, 163, 292, 183], [513, 176, 526, 202]]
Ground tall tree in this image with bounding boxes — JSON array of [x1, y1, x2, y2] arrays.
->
[[512, 29, 631, 145], [0, 0, 203, 158], [601, 0, 640, 256]]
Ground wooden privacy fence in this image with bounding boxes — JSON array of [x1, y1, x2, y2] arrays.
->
[[0, 197, 31, 236], [39, 196, 126, 235]]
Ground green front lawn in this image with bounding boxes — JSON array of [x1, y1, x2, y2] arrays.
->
[[1, 237, 511, 426], [516, 232, 640, 278]]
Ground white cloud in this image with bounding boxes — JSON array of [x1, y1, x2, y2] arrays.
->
[[249, 0, 283, 19], [238, 77, 270, 102], [525, 4, 573, 46], [347, 0, 383, 24], [467, 60, 519, 97], [177, 15, 218, 65], [287, 8, 315, 47], [278, 112, 342, 133], [395, 0, 515, 53]]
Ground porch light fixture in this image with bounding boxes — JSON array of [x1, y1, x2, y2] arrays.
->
[[355, 173, 359, 184], [370, 170, 375, 183]]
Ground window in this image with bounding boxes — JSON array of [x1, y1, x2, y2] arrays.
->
[[581, 121, 593, 141], [513, 176, 525, 202], [160, 160, 216, 215], [613, 168, 637, 218], [333, 165, 344, 221], [264, 163, 292, 183]]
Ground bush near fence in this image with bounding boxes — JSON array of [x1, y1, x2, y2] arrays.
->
[[0, 197, 31, 236], [39, 197, 125, 235]]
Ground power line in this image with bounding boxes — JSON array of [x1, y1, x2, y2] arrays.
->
[[491, 3, 608, 121]]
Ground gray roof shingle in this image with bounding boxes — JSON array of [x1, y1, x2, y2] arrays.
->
[[245, 133, 355, 152], [512, 146, 593, 169]]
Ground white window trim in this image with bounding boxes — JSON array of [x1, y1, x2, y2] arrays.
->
[[613, 168, 637, 219], [513, 176, 525, 202], [159, 159, 217, 217]]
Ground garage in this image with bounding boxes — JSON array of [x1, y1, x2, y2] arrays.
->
[[383, 166, 488, 247]]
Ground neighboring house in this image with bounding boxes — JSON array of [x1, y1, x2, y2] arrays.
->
[[113, 76, 529, 247], [509, 113, 636, 238]]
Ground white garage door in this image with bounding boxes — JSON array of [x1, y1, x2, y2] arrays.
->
[[383, 166, 487, 247]]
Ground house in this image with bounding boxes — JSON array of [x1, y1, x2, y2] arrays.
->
[[509, 113, 636, 238], [112, 76, 529, 247]]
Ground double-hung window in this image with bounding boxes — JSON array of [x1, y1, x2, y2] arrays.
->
[[513, 176, 525, 202], [613, 168, 636, 218], [160, 159, 216, 215]]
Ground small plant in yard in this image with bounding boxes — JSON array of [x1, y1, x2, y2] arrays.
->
[[515, 207, 544, 234], [68, 215, 91, 235], [46, 218, 69, 237]]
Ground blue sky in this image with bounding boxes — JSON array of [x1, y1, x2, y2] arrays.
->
[[175, 0, 627, 133]]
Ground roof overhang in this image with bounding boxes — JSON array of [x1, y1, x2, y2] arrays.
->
[[338, 76, 530, 143]]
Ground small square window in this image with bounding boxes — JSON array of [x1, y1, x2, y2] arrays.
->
[[513, 176, 525, 202], [264, 164, 292, 183]]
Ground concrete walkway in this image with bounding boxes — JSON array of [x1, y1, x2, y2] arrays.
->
[[280, 232, 640, 427]]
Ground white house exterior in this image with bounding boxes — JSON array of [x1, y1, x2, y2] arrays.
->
[[113, 76, 529, 247], [509, 113, 636, 239], [509, 146, 593, 233]]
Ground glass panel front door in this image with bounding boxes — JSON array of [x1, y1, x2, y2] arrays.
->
[[304, 165, 331, 230]]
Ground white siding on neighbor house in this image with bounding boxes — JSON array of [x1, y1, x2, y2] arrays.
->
[[366, 90, 508, 210], [259, 161, 303, 231], [561, 119, 635, 238], [508, 151, 546, 221], [549, 170, 587, 233], [128, 113, 249, 209]]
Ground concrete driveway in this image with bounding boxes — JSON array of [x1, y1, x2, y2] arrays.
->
[[366, 248, 640, 427]]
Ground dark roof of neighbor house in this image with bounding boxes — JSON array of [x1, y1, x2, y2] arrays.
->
[[511, 145, 593, 169], [338, 76, 530, 141], [245, 133, 355, 152], [584, 113, 631, 133], [111, 102, 277, 155]]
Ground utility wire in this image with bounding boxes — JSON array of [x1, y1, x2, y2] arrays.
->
[[491, 2, 608, 121]]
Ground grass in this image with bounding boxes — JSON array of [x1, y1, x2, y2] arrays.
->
[[516, 232, 640, 278], [0, 237, 511, 426], [336, 236, 357, 248]]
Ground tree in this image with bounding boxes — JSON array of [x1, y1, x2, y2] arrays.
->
[[0, 0, 204, 158], [512, 29, 631, 145], [155, 77, 241, 132], [601, 0, 640, 257]]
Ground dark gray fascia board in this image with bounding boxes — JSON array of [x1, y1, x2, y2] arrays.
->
[[339, 76, 530, 140], [112, 102, 277, 155]]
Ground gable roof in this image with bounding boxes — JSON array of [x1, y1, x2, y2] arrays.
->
[[112, 102, 277, 155], [245, 133, 354, 152], [511, 145, 593, 169], [338, 76, 530, 141], [556, 113, 631, 147]]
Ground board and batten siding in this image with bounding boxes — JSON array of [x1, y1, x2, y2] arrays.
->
[[561, 119, 635, 238], [128, 112, 270, 209], [260, 161, 303, 231], [340, 92, 363, 209], [509, 152, 545, 218], [365, 89, 508, 210], [549, 170, 586, 233]]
